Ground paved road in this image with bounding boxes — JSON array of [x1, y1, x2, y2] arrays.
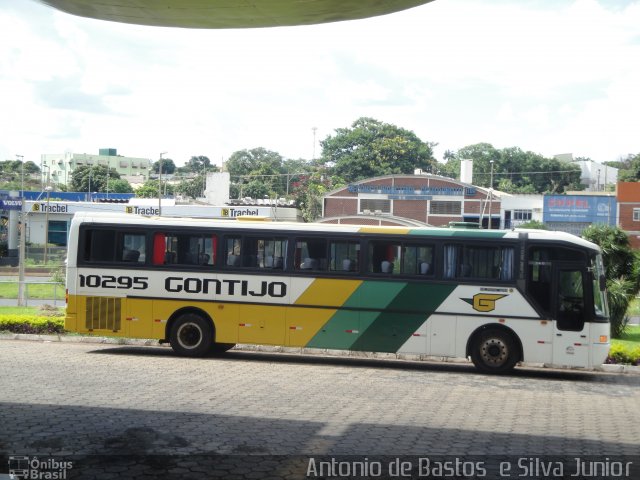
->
[[1, 341, 639, 479]]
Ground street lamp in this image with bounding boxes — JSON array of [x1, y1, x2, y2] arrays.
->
[[488, 160, 494, 230], [159, 152, 167, 216], [88, 167, 92, 201], [16, 154, 25, 306], [44, 186, 53, 265]]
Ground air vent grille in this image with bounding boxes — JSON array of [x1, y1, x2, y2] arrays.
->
[[85, 297, 121, 332]]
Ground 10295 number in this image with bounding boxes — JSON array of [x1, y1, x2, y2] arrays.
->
[[79, 274, 149, 290]]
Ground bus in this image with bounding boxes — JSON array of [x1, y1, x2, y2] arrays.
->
[[64, 212, 610, 373]]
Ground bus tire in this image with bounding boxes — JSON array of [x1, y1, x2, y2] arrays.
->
[[169, 313, 212, 357], [470, 328, 518, 374]]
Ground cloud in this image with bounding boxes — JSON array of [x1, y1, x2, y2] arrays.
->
[[0, 0, 638, 166]]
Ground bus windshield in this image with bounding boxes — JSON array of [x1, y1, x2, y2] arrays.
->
[[592, 254, 609, 320]]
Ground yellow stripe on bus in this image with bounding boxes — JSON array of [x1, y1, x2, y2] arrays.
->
[[294, 278, 361, 307], [358, 227, 411, 235], [286, 278, 362, 346]]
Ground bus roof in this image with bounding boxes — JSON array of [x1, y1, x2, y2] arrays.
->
[[69, 212, 601, 251]]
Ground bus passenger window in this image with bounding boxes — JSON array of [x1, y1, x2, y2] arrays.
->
[[368, 241, 400, 274], [226, 237, 242, 267], [295, 238, 327, 271], [153, 232, 216, 267], [329, 240, 359, 272], [259, 238, 287, 270], [444, 244, 513, 281], [122, 249, 140, 262], [120, 233, 146, 264], [403, 244, 434, 276], [82, 229, 116, 262]]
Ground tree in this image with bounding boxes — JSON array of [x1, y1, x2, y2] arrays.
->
[[440, 143, 500, 181], [0, 160, 41, 190], [151, 158, 176, 175], [615, 153, 640, 182], [176, 174, 206, 199], [442, 143, 582, 193], [582, 225, 640, 337], [517, 220, 547, 229], [226, 148, 286, 199], [319, 117, 437, 183], [177, 156, 218, 175], [107, 178, 134, 193], [69, 165, 120, 193], [135, 179, 175, 198]]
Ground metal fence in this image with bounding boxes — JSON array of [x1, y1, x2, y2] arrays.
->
[[0, 280, 65, 307]]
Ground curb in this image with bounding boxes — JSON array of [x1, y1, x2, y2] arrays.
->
[[2, 332, 639, 374]]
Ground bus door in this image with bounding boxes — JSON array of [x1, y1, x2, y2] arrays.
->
[[552, 262, 590, 367]]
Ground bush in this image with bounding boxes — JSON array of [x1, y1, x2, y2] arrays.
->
[[0, 315, 65, 334], [606, 343, 640, 366]]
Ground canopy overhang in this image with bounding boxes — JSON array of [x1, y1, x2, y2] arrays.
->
[[38, 0, 435, 28]]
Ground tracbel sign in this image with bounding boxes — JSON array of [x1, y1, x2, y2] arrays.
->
[[543, 195, 616, 225], [221, 208, 260, 217], [31, 203, 69, 213]]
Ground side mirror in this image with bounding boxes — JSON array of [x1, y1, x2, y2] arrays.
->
[[599, 275, 606, 291]]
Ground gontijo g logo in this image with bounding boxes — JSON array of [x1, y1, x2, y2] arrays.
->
[[462, 293, 507, 312]]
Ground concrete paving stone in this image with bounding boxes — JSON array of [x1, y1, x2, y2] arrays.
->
[[1, 340, 639, 478]]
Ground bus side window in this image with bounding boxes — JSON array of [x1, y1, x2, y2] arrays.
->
[[226, 237, 242, 267], [402, 244, 434, 276], [120, 233, 146, 264], [82, 228, 116, 262], [329, 240, 359, 272], [443, 244, 513, 281], [295, 238, 327, 272], [368, 241, 400, 274], [260, 238, 287, 270], [527, 248, 553, 316]]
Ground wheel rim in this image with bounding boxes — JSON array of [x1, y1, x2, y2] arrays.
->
[[176, 322, 203, 350], [479, 336, 509, 367]]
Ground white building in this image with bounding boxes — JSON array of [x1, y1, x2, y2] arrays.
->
[[23, 199, 301, 246], [554, 153, 618, 192], [497, 192, 543, 229], [40, 149, 152, 187]]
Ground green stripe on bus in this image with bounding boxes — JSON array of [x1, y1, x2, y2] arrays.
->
[[305, 281, 405, 349], [350, 283, 456, 353]]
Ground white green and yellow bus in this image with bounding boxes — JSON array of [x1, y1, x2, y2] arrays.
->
[[65, 212, 610, 373]]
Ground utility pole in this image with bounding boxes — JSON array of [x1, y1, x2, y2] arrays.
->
[[159, 152, 167, 216], [488, 160, 494, 230], [312, 127, 318, 160]]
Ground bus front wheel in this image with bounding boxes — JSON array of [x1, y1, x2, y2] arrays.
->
[[470, 329, 519, 374], [169, 313, 212, 357]]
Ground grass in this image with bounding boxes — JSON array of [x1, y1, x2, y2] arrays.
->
[[0, 282, 64, 299], [627, 297, 640, 317], [612, 325, 640, 349]]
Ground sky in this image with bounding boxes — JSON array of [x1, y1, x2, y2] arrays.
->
[[0, 0, 639, 168]]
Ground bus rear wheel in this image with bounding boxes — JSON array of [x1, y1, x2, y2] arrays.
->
[[471, 329, 518, 374], [169, 313, 212, 357]]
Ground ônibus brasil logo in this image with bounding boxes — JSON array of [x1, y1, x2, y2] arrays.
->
[[8, 456, 73, 479]]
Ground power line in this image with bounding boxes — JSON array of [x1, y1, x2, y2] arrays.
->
[[473, 169, 581, 176]]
